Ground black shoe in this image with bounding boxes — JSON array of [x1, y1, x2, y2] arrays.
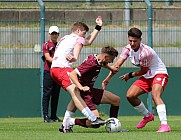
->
[[91, 117, 106, 126], [58, 125, 63, 132], [44, 115, 53, 123], [51, 116, 63, 122], [59, 125, 73, 133]]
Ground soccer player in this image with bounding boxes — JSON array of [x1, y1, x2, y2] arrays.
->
[[59, 46, 120, 132], [50, 16, 105, 132], [102, 27, 171, 132]]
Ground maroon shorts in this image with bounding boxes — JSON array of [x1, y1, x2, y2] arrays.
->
[[80, 88, 104, 111], [133, 74, 168, 93]]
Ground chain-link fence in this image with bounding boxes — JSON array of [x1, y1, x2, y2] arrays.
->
[[0, 0, 181, 68]]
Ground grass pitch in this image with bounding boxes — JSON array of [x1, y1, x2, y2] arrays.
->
[[0, 116, 180, 140]]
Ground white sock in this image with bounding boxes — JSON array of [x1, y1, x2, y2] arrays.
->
[[62, 110, 74, 127], [82, 107, 96, 121], [156, 104, 167, 125], [69, 118, 75, 126], [134, 101, 150, 117]]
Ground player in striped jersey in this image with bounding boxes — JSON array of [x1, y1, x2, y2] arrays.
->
[[103, 27, 171, 132]]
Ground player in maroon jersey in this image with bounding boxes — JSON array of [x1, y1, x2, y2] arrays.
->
[[59, 46, 120, 132]]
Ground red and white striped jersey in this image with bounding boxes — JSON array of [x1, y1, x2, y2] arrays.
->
[[120, 43, 168, 78]]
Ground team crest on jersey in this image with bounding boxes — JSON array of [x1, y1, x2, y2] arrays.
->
[[156, 78, 162, 81]]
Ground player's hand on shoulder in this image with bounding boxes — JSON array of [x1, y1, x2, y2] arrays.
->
[[96, 16, 103, 26]]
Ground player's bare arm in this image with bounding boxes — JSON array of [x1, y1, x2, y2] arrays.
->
[[120, 66, 149, 82], [103, 64, 119, 74], [69, 70, 90, 92], [44, 53, 53, 63], [85, 16, 103, 46], [101, 57, 125, 89], [102, 57, 125, 88], [66, 43, 83, 62]]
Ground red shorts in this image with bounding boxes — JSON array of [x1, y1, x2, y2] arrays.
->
[[80, 88, 104, 111], [50, 67, 73, 90], [133, 74, 168, 93]]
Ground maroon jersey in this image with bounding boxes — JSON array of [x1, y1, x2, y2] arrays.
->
[[42, 40, 57, 71], [76, 54, 102, 88]]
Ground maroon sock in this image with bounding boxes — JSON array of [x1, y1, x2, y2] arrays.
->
[[75, 118, 88, 128], [110, 105, 119, 118]]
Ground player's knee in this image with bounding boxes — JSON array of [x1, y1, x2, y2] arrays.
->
[[115, 96, 120, 106], [126, 92, 135, 101], [111, 96, 120, 106], [71, 87, 80, 97]]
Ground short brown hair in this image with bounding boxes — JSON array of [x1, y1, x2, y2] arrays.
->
[[71, 22, 89, 32], [101, 46, 118, 57], [128, 27, 142, 38]]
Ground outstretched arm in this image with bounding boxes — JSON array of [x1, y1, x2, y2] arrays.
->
[[102, 57, 125, 89], [85, 16, 103, 46], [103, 64, 119, 74], [120, 66, 148, 82]]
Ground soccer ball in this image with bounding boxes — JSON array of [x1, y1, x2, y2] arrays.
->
[[105, 117, 121, 133]]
